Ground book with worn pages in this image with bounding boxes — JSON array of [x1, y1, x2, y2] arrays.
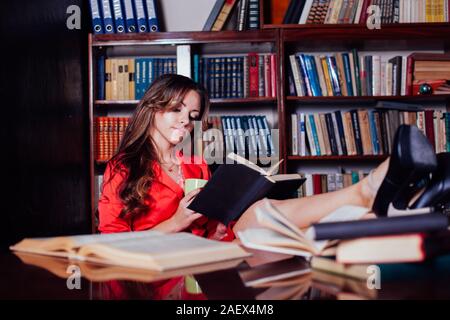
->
[[188, 153, 306, 225], [237, 198, 369, 258], [10, 230, 250, 271]]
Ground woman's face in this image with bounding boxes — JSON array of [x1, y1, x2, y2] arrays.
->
[[152, 90, 201, 146]]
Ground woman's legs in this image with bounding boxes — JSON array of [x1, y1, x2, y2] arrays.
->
[[233, 158, 389, 232]]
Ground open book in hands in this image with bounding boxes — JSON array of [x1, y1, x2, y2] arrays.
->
[[10, 230, 250, 271], [237, 198, 369, 258], [188, 153, 306, 225]]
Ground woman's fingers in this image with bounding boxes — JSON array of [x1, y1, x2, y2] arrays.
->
[[183, 188, 202, 202]]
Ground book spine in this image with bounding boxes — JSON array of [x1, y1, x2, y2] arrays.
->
[[248, 53, 259, 97], [313, 213, 449, 241], [248, 0, 260, 29]]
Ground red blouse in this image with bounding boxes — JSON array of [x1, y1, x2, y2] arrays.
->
[[98, 154, 234, 241]]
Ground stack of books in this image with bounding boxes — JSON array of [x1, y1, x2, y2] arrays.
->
[[95, 117, 130, 162], [203, 0, 260, 31], [282, 0, 450, 25], [297, 171, 367, 197], [290, 108, 450, 156]]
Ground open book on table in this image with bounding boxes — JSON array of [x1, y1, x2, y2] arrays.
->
[[188, 153, 306, 225], [13, 251, 245, 283], [237, 198, 369, 258], [10, 230, 250, 271]]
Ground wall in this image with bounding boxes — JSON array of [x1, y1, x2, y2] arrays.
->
[[0, 0, 91, 248]]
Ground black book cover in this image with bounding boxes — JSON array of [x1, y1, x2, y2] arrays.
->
[[188, 161, 305, 225], [312, 213, 449, 241], [290, 0, 307, 24], [334, 110, 348, 155], [350, 110, 363, 155], [282, 0, 297, 24], [325, 113, 338, 155]]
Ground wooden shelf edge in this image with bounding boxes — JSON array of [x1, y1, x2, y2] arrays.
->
[[94, 97, 278, 105], [286, 94, 450, 104], [288, 155, 388, 161], [91, 30, 278, 46]]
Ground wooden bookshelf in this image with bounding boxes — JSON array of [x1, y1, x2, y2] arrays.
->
[[88, 0, 450, 230]]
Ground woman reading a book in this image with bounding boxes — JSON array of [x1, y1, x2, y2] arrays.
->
[[98, 74, 231, 240]]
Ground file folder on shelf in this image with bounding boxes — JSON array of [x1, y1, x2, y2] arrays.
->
[[144, 0, 159, 32], [133, 0, 148, 32], [111, 0, 125, 33], [88, 0, 103, 34], [100, 0, 115, 33], [122, 0, 137, 32]]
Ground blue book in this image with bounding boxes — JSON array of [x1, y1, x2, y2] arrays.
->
[[122, 0, 137, 32], [97, 56, 105, 100], [135, 58, 142, 99], [368, 110, 380, 155], [309, 114, 321, 155], [296, 54, 312, 96], [133, 0, 148, 32], [342, 53, 354, 96], [88, 0, 103, 34], [304, 55, 320, 96], [262, 116, 275, 156], [309, 56, 323, 97], [111, 0, 125, 33], [326, 56, 342, 96], [100, 0, 115, 33], [144, 0, 159, 32], [193, 54, 200, 83]]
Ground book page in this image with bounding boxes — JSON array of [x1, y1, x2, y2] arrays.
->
[[306, 205, 369, 253], [69, 230, 163, 247], [238, 228, 314, 257]]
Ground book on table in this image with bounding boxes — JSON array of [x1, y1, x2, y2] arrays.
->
[[10, 230, 250, 271], [188, 152, 306, 225], [237, 198, 369, 258]]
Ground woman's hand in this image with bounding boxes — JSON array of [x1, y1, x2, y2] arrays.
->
[[154, 189, 203, 233], [209, 222, 228, 241]]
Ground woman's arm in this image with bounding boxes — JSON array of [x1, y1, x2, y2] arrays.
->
[[98, 164, 132, 233]]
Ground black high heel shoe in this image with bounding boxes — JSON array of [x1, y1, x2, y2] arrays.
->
[[411, 152, 450, 214], [372, 124, 438, 217]]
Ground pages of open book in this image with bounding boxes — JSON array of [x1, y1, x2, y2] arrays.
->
[[226, 152, 283, 176], [238, 198, 369, 256]]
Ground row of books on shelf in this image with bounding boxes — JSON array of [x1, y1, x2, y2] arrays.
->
[[94, 115, 275, 162], [288, 51, 450, 97], [97, 53, 277, 101], [207, 115, 276, 158], [95, 117, 130, 161], [296, 171, 367, 197], [203, 0, 261, 31], [89, 0, 160, 34], [283, 0, 450, 25], [291, 108, 450, 156]]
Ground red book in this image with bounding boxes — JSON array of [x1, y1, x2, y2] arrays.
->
[[248, 52, 259, 97], [264, 55, 271, 98], [405, 54, 414, 96], [424, 110, 435, 150], [270, 54, 277, 97], [359, 0, 372, 24], [313, 174, 322, 195]]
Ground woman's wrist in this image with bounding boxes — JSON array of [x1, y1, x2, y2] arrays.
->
[[153, 216, 180, 233]]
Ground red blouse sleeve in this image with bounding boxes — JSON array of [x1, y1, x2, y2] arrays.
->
[[98, 163, 132, 233]]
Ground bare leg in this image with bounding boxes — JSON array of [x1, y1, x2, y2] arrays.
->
[[233, 158, 389, 232]]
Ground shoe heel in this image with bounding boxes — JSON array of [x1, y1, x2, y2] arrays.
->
[[372, 125, 437, 217]]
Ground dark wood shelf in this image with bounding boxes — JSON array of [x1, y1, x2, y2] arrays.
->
[[95, 97, 278, 106], [92, 30, 278, 47], [281, 23, 450, 41], [288, 155, 389, 161], [285, 94, 450, 105]]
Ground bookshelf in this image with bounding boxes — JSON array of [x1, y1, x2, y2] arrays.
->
[[88, 0, 450, 231]]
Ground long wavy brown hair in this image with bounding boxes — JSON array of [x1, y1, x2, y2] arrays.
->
[[105, 74, 210, 220]]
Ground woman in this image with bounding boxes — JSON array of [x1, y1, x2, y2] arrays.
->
[[98, 74, 230, 240], [99, 73, 390, 239]]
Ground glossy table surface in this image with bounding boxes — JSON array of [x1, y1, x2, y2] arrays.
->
[[2, 249, 450, 300]]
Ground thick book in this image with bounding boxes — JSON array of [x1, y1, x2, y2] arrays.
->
[[188, 153, 305, 225], [337, 230, 450, 264], [10, 230, 250, 271], [13, 251, 244, 283], [237, 198, 369, 258]]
